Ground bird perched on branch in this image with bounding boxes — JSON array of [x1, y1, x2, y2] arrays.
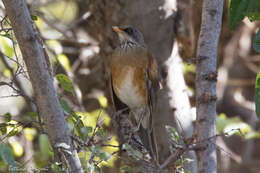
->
[[110, 25, 160, 160]]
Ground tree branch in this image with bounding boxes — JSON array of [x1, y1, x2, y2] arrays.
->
[[2, 0, 83, 172]]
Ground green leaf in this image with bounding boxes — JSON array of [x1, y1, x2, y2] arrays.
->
[[0, 145, 15, 168], [57, 54, 71, 72], [79, 126, 92, 140], [97, 128, 105, 139], [76, 117, 84, 130], [98, 151, 111, 161], [91, 145, 101, 155], [245, 0, 260, 21], [253, 28, 260, 53], [71, 112, 79, 120], [4, 113, 11, 122], [0, 126, 7, 135], [39, 134, 52, 159], [31, 15, 38, 21], [165, 125, 180, 143], [255, 68, 260, 118], [1, 33, 12, 39], [246, 12, 260, 21], [60, 99, 70, 114], [0, 36, 14, 57], [56, 74, 73, 92], [7, 129, 19, 137], [229, 0, 249, 30], [69, 113, 84, 135], [70, 113, 89, 139]]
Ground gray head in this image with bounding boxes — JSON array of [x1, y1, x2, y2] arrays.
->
[[112, 26, 145, 46]]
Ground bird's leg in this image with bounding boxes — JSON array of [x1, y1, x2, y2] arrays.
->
[[116, 107, 129, 115], [132, 108, 146, 133]]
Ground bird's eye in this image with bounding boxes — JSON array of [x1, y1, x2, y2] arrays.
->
[[124, 28, 133, 35]]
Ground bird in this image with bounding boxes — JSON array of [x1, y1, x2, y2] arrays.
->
[[109, 25, 160, 160]]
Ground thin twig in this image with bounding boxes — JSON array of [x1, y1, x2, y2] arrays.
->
[[158, 128, 242, 171]]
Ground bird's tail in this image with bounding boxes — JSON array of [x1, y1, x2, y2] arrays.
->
[[139, 124, 158, 162], [131, 108, 158, 162]]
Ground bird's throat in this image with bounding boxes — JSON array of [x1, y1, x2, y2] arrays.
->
[[119, 40, 137, 50]]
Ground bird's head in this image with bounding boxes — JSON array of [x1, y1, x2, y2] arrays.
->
[[112, 26, 145, 47]]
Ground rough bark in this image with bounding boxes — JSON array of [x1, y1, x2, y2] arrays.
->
[[2, 0, 83, 172], [195, 0, 224, 173]]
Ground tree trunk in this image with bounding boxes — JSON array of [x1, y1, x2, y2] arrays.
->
[[2, 0, 83, 172], [195, 0, 224, 173]]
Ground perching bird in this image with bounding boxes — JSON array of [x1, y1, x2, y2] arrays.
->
[[110, 25, 160, 160]]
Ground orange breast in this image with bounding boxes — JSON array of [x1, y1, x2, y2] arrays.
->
[[110, 51, 148, 108]]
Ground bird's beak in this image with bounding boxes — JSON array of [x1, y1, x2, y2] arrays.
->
[[112, 26, 124, 33]]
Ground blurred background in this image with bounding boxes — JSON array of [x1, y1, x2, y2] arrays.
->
[[0, 0, 259, 173]]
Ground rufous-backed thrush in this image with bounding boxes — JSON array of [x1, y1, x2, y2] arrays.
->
[[110, 25, 160, 159]]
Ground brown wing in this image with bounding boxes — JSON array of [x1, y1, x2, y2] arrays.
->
[[146, 52, 160, 111], [144, 52, 160, 160]]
